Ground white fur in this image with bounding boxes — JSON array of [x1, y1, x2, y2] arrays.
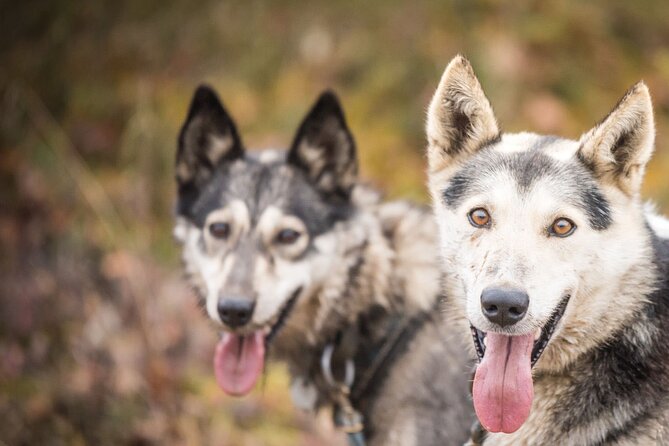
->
[[176, 201, 342, 331], [427, 55, 662, 443], [433, 145, 654, 367], [645, 202, 669, 239]]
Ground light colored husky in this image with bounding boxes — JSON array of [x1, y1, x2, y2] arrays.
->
[[426, 55, 669, 445], [173, 86, 474, 445]]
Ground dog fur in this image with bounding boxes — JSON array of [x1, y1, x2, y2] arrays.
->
[[426, 55, 669, 445], [174, 86, 474, 445]]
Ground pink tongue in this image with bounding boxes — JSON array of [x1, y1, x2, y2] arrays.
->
[[214, 331, 265, 396], [472, 333, 534, 434]]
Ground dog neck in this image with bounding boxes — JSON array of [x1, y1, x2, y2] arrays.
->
[[272, 201, 441, 415]]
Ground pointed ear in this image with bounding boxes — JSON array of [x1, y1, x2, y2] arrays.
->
[[287, 91, 358, 200], [577, 82, 655, 195], [426, 55, 500, 174], [176, 85, 244, 215]]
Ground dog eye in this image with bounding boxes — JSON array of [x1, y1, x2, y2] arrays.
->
[[550, 218, 576, 237], [275, 229, 301, 245], [209, 222, 231, 239], [468, 208, 491, 228]]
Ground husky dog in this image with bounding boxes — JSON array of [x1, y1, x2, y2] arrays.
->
[[173, 86, 473, 445], [425, 55, 669, 445]]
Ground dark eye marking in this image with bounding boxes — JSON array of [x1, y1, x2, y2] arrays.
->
[[442, 173, 474, 208]]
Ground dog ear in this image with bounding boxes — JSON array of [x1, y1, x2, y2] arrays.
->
[[176, 85, 244, 215], [577, 82, 655, 195], [426, 55, 500, 175], [287, 90, 358, 200]]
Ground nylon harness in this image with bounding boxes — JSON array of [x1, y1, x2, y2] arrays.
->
[[319, 307, 433, 446]]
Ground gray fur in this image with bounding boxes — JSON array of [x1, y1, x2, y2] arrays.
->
[[427, 56, 669, 445], [175, 86, 475, 445], [188, 155, 349, 235], [443, 143, 612, 231]]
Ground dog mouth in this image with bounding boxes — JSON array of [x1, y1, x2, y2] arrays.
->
[[470, 294, 571, 435], [265, 288, 301, 344], [213, 288, 302, 396], [470, 293, 570, 367]]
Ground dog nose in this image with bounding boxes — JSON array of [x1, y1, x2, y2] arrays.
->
[[217, 298, 255, 328], [480, 287, 529, 327]]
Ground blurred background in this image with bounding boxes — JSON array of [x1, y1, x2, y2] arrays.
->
[[2, 1, 669, 444]]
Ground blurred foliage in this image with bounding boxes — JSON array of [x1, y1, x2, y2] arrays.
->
[[1, 0, 669, 444]]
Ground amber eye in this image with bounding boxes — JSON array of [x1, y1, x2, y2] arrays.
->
[[276, 229, 301, 245], [550, 218, 576, 237], [468, 208, 491, 228], [209, 222, 231, 239]]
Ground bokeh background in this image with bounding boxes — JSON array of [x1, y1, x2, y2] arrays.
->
[[2, 1, 669, 445]]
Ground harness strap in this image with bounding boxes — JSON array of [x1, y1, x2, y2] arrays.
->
[[332, 389, 366, 446], [350, 315, 406, 401], [322, 344, 366, 445], [353, 306, 434, 402], [320, 306, 433, 446]]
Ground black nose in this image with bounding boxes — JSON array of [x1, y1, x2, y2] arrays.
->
[[217, 298, 255, 328], [480, 287, 529, 327]]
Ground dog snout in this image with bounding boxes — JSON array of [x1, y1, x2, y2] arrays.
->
[[217, 297, 255, 328], [480, 287, 529, 327]]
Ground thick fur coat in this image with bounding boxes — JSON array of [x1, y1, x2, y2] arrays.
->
[[174, 87, 474, 445], [426, 55, 669, 445]]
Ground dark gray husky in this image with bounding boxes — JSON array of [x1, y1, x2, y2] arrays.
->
[[173, 86, 474, 445]]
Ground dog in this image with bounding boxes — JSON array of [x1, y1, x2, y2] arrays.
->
[[425, 55, 669, 445], [173, 86, 474, 445]]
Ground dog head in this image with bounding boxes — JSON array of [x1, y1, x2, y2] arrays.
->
[[174, 86, 358, 396], [426, 55, 656, 433]]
